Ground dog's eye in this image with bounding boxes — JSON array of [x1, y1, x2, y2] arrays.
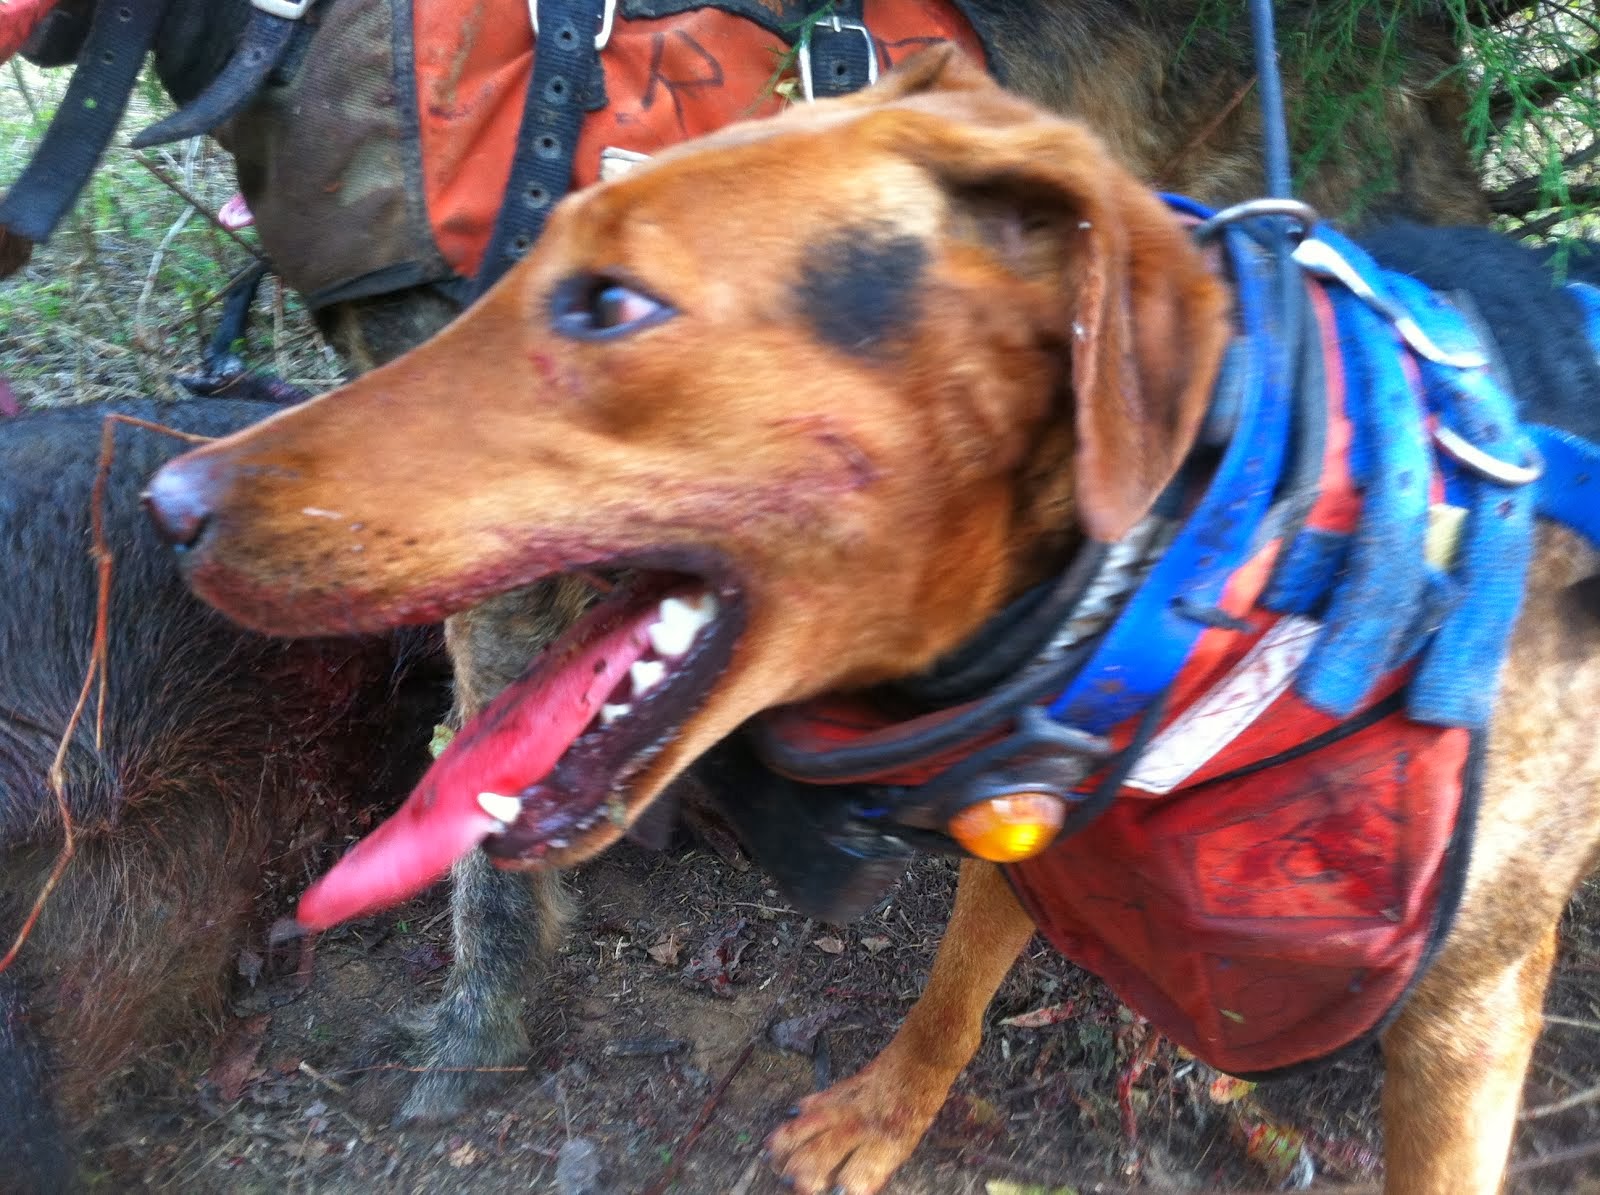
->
[[551, 275, 672, 340]]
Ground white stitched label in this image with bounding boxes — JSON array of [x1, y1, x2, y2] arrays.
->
[[1124, 614, 1321, 795]]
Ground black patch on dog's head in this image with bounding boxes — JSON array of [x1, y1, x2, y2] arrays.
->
[[794, 227, 926, 359]]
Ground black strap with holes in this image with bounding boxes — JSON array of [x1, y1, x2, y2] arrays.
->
[[472, 0, 607, 299], [0, 0, 172, 244], [808, 0, 876, 99], [131, 4, 306, 149]]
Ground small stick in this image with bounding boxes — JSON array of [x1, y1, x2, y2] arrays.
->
[[297, 1060, 349, 1095], [639, 918, 816, 1195], [1159, 77, 1258, 178], [1519, 1080, 1600, 1120], [0, 414, 214, 975], [133, 154, 268, 263]]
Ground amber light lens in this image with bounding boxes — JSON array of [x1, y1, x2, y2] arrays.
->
[[947, 792, 1067, 862]]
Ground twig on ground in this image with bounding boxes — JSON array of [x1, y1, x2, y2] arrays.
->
[[1519, 1080, 1600, 1120], [638, 917, 817, 1195], [134, 205, 196, 348], [298, 1060, 349, 1095], [0, 414, 212, 975], [1507, 1135, 1600, 1173], [133, 154, 268, 263]]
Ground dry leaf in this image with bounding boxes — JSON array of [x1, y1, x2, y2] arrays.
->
[[447, 1141, 483, 1168], [999, 1001, 1076, 1029], [1243, 1118, 1310, 1183], [1208, 1073, 1256, 1104], [860, 935, 892, 954], [813, 935, 846, 955], [681, 918, 751, 997], [647, 931, 683, 966], [203, 1013, 272, 1103], [770, 1005, 845, 1053]]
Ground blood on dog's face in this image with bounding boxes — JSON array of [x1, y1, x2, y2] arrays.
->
[[144, 47, 1227, 923]]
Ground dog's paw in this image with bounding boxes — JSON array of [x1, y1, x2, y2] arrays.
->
[[392, 993, 530, 1124], [764, 1060, 950, 1195]]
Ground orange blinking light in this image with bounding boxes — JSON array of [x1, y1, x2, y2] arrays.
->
[[946, 792, 1067, 862]]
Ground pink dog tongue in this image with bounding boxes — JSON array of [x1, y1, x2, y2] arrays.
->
[[296, 601, 659, 930]]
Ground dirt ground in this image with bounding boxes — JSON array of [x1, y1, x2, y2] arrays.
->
[[76, 827, 1600, 1195]]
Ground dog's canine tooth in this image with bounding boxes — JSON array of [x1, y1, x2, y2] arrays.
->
[[600, 702, 631, 726], [648, 594, 718, 657], [630, 659, 667, 695], [476, 792, 523, 824]]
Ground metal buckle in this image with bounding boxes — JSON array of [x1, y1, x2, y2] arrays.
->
[[529, 0, 617, 51], [797, 16, 878, 103], [251, 0, 314, 18], [1432, 425, 1544, 487]]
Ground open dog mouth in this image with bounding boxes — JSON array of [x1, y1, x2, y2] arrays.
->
[[296, 556, 745, 930]]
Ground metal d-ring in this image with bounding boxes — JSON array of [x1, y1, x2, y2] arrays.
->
[[1192, 198, 1321, 243], [1432, 425, 1545, 488], [1291, 237, 1489, 370]]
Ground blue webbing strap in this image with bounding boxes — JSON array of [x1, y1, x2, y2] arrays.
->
[[1382, 272, 1538, 728], [1047, 221, 1290, 734], [1290, 246, 1431, 720], [1532, 282, 1600, 547], [1530, 424, 1600, 547]]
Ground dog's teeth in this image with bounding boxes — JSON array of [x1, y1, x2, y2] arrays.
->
[[647, 594, 719, 658], [476, 792, 523, 825], [600, 702, 631, 726], [630, 659, 667, 695]]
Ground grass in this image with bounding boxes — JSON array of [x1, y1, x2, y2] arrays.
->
[[0, 61, 342, 407]]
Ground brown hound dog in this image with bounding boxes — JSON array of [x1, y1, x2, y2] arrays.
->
[[144, 48, 1600, 1193]]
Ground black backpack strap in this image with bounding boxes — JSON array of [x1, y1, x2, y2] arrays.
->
[[799, 0, 877, 101], [132, 0, 314, 148], [0, 0, 171, 245], [473, 0, 616, 298]]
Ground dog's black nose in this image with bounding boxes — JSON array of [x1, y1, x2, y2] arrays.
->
[[142, 456, 219, 549]]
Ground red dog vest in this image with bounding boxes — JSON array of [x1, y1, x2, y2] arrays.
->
[[412, 0, 985, 279], [758, 280, 1478, 1077]]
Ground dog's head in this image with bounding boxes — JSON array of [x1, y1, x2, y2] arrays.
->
[[144, 46, 1230, 926]]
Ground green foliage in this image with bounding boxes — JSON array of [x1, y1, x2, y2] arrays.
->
[[1451, 2, 1600, 238], [0, 61, 340, 405], [1182, 2, 1598, 239]]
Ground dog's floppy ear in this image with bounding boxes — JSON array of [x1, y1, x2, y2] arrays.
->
[[845, 42, 995, 106], [895, 114, 1231, 541]]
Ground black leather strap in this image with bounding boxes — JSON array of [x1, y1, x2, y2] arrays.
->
[[805, 0, 876, 100], [0, 0, 171, 244], [132, 4, 304, 148], [473, 0, 607, 298]]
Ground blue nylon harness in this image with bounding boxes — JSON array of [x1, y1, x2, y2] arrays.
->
[[1052, 207, 1600, 742], [729, 205, 1600, 923], [755, 205, 1600, 795]]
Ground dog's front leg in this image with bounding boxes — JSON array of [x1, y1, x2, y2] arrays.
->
[[396, 855, 572, 1122], [1379, 923, 1557, 1194], [766, 859, 1036, 1195]]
